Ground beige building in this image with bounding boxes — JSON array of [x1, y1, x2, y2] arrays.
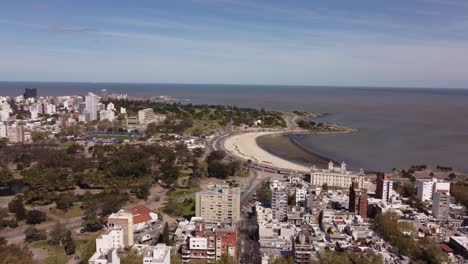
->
[[310, 161, 364, 189], [107, 210, 134, 246], [195, 186, 240, 224], [138, 108, 166, 125]]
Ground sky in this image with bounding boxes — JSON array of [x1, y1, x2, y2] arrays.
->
[[1, 0, 468, 88]]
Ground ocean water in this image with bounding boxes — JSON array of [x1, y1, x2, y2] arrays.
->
[[1, 82, 468, 172]]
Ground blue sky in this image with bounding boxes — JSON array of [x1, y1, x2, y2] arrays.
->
[[1, 0, 468, 88]]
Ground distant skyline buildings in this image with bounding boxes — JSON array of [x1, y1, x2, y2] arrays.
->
[[85, 92, 98, 121], [1, 1, 468, 88]]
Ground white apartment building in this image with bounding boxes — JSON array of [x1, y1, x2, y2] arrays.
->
[[85, 92, 99, 121], [295, 187, 307, 206], [417, 178, 451, 202], [195, 186, 241, 224], [100, 110, 115, 122], [432, 191, 450, 221], [143, 244, 171, 264], [310, 162, 365, 189], [89, 228, 124, 264]]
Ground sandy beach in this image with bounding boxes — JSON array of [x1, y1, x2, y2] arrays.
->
[[224, 131, 310, 172]]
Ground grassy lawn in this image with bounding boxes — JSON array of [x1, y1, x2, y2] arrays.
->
[[31, 241, 68, 264], [49, 205, 84, 219], [167, 187, 200, 199]]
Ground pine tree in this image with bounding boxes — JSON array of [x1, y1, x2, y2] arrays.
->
[[162, 222, 170, 245]]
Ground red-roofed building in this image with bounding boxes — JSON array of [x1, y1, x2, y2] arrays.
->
[[131, 205, 159, 231]]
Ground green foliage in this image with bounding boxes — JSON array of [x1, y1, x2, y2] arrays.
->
[[0, 242, 34, 264], [0, 167, 13, 188], [120, 250, 144, 264], [63, 230, 75, 255], [256, 181, 271, 206], [79, 238, 96, 264], [8, 195, 27, 221], [163, 198, 195, 218], [375, 212, 447, 263], [66, 143, 84, 154], [26, 210, 47, 225], [451, 181, 468, 208], [313, 250, 383, 264], [49, 222, 66, 246], [162, 222, 170, 245], [206, 151, 241, 179], [55, 192, 76, 212], [24, 226, 47, 242], [31, 131, 51, 143]]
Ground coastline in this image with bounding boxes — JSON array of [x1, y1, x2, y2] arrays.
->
[[222, 113, 357, 172]]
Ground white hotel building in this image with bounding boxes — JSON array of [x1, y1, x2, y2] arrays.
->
[[310, 161, 365, 189]]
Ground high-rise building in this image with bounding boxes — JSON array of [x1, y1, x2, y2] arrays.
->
[[432, 191, 450, 221], [24, 88, 37, 99], [101, 89, 109, 101], [417, 178, 451, 202], [85, 92, 99, 121], [349, 182, 368, 219], [195, 186, 240, 224], [270, 180, 288, 221], [376, 173, 394, 203]]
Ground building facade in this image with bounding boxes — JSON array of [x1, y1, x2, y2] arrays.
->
[[195, 186, 240, 224], [376, 173, 394, 203], [349, 182, 368, 219], [85, 92, 99, 121], [417, 178, 451, 202], [107, 210, 134, 246], [432, 191, 450, 221], [310, 162, 365, 189], [181, 220, 238, 263], [270, 181, 288, 221]]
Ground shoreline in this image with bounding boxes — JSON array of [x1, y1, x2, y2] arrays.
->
[[222, 114, 357, 172]]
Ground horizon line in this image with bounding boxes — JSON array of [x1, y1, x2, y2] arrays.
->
[[0, 80, 467, 91]]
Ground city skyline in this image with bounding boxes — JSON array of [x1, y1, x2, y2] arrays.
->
[[1, 0, 468, 88]]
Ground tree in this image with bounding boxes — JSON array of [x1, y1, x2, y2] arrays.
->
[[0, 167, 13, 188], [79, 238, 96, 264], [55, 192, 76, 212], [120, 250, 143, 264], [63, 230, 76, 255], [24, 226, 47, 242], [448, 173, 456, 180], [0, 242, 34, 264], [321, 183, 329, 192], [206, 150, 225, 163], [26, 210, 46, 225], [49, 222, 66, 245], [8, 195, 27, 221], [83, 214, 103, 232], [162, 222, 170, 245], [66, 143, 84, 154]]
